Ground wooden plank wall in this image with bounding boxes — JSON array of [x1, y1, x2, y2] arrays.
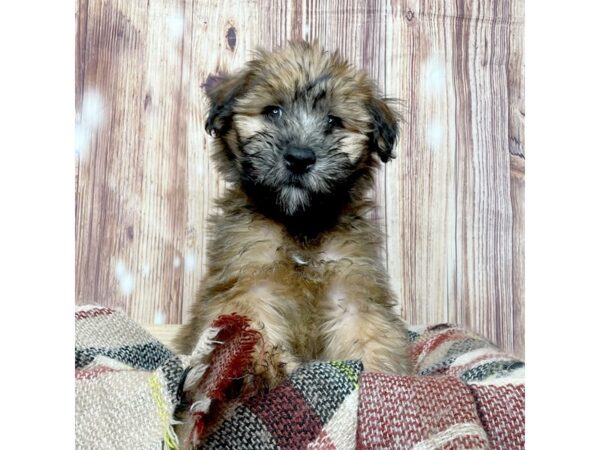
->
[[75, 0, 525, 357]]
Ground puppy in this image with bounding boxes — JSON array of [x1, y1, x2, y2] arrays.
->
[[175, 41, 412, 387]]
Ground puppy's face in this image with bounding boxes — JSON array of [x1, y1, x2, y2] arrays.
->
[[205, 42, 399, 217]]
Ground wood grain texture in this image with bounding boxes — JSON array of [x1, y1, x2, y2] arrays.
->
[[75, 0, 525, 357]]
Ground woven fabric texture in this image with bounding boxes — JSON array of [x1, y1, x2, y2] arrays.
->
[[75, 306, 184, 450], [75, 307, 524, 450], [200, 360, 363, 450]]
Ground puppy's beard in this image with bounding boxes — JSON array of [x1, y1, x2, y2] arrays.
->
[[277, 186, 311, 216]]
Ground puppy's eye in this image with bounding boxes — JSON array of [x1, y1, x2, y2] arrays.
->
[[264, 106, 283, 120], [327, 114, 343, 129]]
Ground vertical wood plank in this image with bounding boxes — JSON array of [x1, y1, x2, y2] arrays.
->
[[510, 154, 524, 357], [386, 0, 458, 325], [76, 0, 149, 313], [132, 0, 191, 324], [453, 0, 516, 352], [508, 0, 525, 358]]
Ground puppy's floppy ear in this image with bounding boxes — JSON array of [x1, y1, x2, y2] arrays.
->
[[204, 71, 250, 137], [368, 97, 400, 163]]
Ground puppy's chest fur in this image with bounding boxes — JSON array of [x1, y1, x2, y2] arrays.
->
[[202, 192, 386, 360]]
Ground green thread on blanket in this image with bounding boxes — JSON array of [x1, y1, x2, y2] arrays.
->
[[330, 361, 359, 388], [149, 373, 179, 450]]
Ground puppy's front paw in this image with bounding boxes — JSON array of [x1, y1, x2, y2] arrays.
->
[[247, 345, 298, 393]]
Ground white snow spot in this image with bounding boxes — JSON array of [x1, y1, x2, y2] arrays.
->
[[303, 23, 310, 40], [115, 260, 126, 277], [166, 11, 184, 39], [74, 126, 87, 157], [115, 259, 134, 296], [423, 58, 446, 94], [173, 256, 181, 268], [185, 253, 196, 272], [119, 273, 134, 296], [154, 310, 166, 325], [141, 263, 151, 277], [82, 90, 104, 128], [426, 122, 444, 151], [76, 89, 105, 159]]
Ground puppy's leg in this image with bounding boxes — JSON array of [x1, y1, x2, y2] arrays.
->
[[175, 278, 300, 388], [319, 266, 412, 375]]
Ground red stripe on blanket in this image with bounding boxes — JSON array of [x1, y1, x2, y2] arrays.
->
[[75, 366, 117, 380], [410, 328, 466, 362], [247, 381, 323, 449], [357, 373, 487, 449], [75, 307, 114, 320]]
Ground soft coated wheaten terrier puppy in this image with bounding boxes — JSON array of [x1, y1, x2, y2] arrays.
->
[[175, 41, 412, 387]]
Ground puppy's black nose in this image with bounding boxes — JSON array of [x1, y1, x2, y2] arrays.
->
[[284, 146, 316, 174]]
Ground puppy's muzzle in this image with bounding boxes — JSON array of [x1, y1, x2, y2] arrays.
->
[[284, 146, 316, 174]]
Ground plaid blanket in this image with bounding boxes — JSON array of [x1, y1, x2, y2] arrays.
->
[[75, 306, 185, 449], [75, 306, 524, 449]]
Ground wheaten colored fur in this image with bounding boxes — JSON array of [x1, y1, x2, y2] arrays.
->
[[175, 41, 412, 388]]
